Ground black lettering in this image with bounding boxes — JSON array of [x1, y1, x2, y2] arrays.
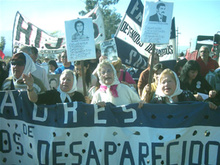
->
[[167, 142, 178, 165], [15, 15, 32, 45], [86, 141, 100, 165], [152, 143, 163, 165], [0, 130, 11, 153], [13, 133, 23, 155], [53, 141, 65, 165], [38, 140, 50, 165], [45, 38, 63, 49], [120, 141, 134, 165], [205, 141, 220, 165], [181, 141, 187, 165], [105, 141, 117, 165], [139, 143, 149, 165], [189, 141, 203, 165], [70, 141, 82, 165]]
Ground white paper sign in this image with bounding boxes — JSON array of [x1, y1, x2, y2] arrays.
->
[[100, 38, 118, 62], [65, 18, 96, 61], [141, 1, 173, 44]]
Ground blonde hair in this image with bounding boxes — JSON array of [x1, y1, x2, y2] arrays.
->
[[160, 68, 176, 84], [112, 57, 122, 71]]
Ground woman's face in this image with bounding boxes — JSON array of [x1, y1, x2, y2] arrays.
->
[[100, 64, 114, 85], [60, 72, 74, 92], [49, 64, 56, 72], [74, 64, 87, 76], [188, 70, 198, 80], [161, 74, 176, 96], [11, 60, 25, 79]]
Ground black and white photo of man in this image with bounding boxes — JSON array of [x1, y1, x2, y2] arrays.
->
[[149, 3, 167, 22], [72, 20, 89, 40]]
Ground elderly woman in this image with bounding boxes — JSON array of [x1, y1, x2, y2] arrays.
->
[[91, 60, 143, 107], [1, 52, 46, 93], [24, 69, 85, 105], [151, 69, 217, 109]]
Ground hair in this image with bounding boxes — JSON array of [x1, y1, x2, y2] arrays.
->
[[153, 63, 166, 73], [75, 20, 84, 31], [20, 46, 32, 56], [112, 57, 122, 71], [174, 58, 187, 75], [179, 60, 201, 83], [31, 46, 38, 56], [61, 69, 74, 79], [48, 60, 58, 70], [74, 60, 91, 87], [12, 52, 26, 63], [157, 3, 165, 9], [199, 45, 210, 52], [160, 68, 176, 84]]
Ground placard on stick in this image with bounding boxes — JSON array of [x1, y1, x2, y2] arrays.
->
[[65, 18, 96, 61]]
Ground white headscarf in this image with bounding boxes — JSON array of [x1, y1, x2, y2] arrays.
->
[[97, 60, 120, 87], [11, 52, 36, 82], [57, 70, 77, 103], [155, 69, 183, 103]]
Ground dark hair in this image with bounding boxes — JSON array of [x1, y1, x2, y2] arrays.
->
[[12, 52, 26, 63], [157, 3, 165, 9], [48, 60, 58, 69], [74, 60, 91, 87], [153, 63, 166, 73], [179, 60, 201, 83], [31, 46, 38, 56], [75, 20, 84, 31], [174, 58, 187, 75]]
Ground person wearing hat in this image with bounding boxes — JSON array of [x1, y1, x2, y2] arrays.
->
[[1, 52, 46, 93]]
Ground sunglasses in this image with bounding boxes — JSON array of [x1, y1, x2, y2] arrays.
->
[[11, 60, 25, 66]]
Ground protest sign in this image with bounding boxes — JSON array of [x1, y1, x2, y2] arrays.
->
[[100, 38, 118, 62], [1, 90, 220, 164], [65, 18, 96, 62], [12, 11, 65, 55], [141, 1, 173, 44]]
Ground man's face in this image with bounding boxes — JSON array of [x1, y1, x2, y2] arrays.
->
[[76, 22, 83, 33], [158, 6, 166, 16], [199, 47, 209, 60]]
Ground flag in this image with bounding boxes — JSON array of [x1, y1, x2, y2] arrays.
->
[[83, 5, 105, 44], [114, 0, 176, 70], [0, 50, 5, 59], [12, 11, 65, 55]]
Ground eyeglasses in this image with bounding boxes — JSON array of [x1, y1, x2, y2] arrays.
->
[[200, 50, 209, 53], [11, 60, 25, 66]]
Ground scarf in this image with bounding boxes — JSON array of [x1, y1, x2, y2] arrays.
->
[[57, 72, 77, 103], [155, 70, 183, 103], [100, 84, 118, 97]]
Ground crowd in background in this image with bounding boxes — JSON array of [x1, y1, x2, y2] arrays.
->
[[0, 45, 220, 109]]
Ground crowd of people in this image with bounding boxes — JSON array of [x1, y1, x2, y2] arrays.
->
[[0, 45, 220, 109]]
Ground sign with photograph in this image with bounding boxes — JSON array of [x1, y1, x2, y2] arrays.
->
[[65, 18, 96, 61], [141, 1, 173, 44], [100, 38, 118, 62], [48, 74, 61, 90]]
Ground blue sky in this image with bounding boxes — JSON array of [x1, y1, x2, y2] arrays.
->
[[0, 0, 220, 56]]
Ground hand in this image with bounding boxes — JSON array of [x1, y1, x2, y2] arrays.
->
[[96, 101, 106, 107], [194, 94, 203, 101], [208, 102, 217, 110], [22, 72, 34, 89], [138, 100, 145, 109], [85, 96, 91, 104], [209, 90, 216, 98]]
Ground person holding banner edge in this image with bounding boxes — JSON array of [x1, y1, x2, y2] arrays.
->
[[24, 69, 85, 105], [91, 60, 144, 108], [151, 68, 217, 109]]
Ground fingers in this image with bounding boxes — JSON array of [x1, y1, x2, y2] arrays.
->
[[208, 102, 217, 110]]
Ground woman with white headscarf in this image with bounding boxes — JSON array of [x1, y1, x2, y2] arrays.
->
[[91, 60, 143, 107], [151, 69, 217, 109], [24, 69, 85, 105], [1, 52, 46, 93]]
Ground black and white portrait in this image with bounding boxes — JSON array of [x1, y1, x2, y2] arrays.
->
[[72, 20, 89, 40], [149, 3, 167, 22]]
